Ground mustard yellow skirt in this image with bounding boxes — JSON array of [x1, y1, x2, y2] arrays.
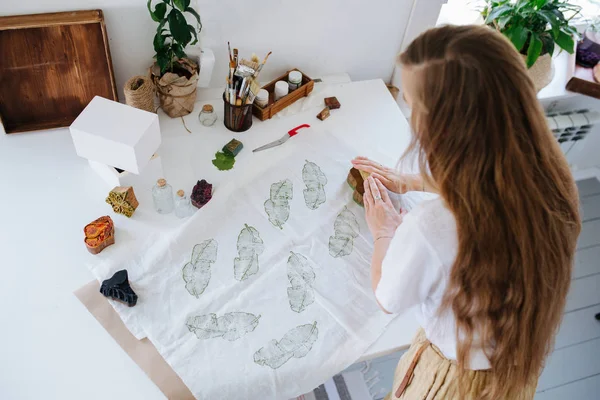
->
[[384, 329, 537, 400]]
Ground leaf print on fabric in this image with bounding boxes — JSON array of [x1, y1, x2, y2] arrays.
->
[[286, 252, 316, 313], [269, 179, 293, 201], [302, 160, 327, 210], [253, 322, 319, 369], [182, 239, 218, 298], [186, 312, 261, 341], [329, 207, 359, 258], [234, 224, 265, 281], [264, 179, 293, 229], [302, 160, 328, 187]]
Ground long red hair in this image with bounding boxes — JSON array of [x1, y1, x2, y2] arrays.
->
[[399, 25, 581, 399]]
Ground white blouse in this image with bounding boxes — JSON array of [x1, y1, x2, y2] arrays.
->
[[376, 197, 491, 370]]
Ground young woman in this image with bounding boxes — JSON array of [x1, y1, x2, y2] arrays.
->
[[352, 25, 581, 399]]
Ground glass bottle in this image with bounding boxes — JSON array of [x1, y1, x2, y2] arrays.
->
[[199, 104, 217, 127], [152, 178, 174, 214], [174, 189, 193, 218]]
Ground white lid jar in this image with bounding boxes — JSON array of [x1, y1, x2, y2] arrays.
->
[[274, 81, 289, 101], [255, 89, 269, 108], [288, 71, 302, 91]]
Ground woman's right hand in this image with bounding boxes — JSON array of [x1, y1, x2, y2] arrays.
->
[[351, 157, 420, 194]]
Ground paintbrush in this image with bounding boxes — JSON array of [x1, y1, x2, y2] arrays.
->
[[229, 59, 236, 82], [233, 48, 239, 68], [227, 41, 233, 63], [240, 59, 260, 71], [245, 78, 261, 105], [253, 51, 272, 79], [225, 78, 230, 103]]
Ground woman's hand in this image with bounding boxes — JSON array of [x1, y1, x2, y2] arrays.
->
[[363, 176, 405, 239], [351, 157, 420, 194]]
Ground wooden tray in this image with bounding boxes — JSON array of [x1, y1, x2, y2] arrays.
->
[[252, 69, 314, 121], [567, 65, 600, 100], [0, 10, 118, 134]]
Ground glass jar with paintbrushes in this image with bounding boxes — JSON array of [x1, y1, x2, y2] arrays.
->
[[223, 44, 272, 132]]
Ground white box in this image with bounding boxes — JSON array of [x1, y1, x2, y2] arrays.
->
[[88, 154, 164, 189], [70, 96, 161, 174]]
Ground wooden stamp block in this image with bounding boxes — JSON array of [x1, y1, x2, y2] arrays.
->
[[317, 107, 330, 121], [84, 216, 115, 255], [100, 269, 138, 307], [353, 190, 364, 207], [324, 97, 340, 110], [347, 168, 365, 194], [222, 139, 244, 157], [106, 186, 139, 217]]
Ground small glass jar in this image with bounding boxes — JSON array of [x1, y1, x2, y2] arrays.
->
[[174, 189, 193, 218], [288, 71, 302, 91], [152, 178, 174, 214], [199, 104, 217, 127]]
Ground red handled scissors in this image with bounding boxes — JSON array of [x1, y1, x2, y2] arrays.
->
[[252, 124, 311, 153]]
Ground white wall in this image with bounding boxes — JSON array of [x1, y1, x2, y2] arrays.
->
[[1, 0, 418, 99]]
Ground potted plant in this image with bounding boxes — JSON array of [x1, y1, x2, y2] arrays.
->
[[147, 0, 202, 117], [482, 0, 581, 91]]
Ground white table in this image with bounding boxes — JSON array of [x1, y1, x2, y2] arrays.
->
[[0, 79, 419, 399]]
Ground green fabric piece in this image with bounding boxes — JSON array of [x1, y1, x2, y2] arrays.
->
[[212, 151, 235, 171]]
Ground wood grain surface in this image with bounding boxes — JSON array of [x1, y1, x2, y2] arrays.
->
[[0, 10, 117, 133]]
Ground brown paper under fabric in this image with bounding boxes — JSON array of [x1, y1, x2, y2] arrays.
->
[[74, 281, 195, 400]]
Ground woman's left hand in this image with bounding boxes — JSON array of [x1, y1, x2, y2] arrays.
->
[[364, 176, 405, 239]]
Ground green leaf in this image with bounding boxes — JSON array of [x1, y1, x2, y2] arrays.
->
[[485, 4, 512, 24], [212, 152, 235, 171], [535, 0, 549, 8], [154, 2, 167, 20], [506, 25, 529, 52], [540, 33, 555, 56], [147, 0, 160, 22], [172, 0, 189, 11], [173, 42, 186, 59], [156, 50, 170, 74], [526, 34, 543, 68], [538, 10, 560, 38], [555, 30, 574, 53], [156, 18, 167, 34], [185, 7, 202, 31], [153, 32, 166, 52], [188, 24, 198, 45], [168, 9, 192, 45], [498, 14, 512, 29]]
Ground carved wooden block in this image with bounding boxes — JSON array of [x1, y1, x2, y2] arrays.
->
[[84, 216, 115, 255], [106, 186, 139, 217], [347, 167, 367, 207], [316, 107, 330, 121], [324, 97, 340, 110], [100, 269, 138, 307], [223, 139, 244, 157]]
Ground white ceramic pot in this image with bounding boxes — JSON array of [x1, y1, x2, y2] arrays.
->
[[522, 53, 555, 92]]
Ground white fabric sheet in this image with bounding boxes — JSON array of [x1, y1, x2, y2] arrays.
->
[[87, 129, 400, 400]]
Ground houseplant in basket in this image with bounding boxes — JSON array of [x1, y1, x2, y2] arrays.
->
[[147, 0, 202, 117], [482, 0, 581, 91]]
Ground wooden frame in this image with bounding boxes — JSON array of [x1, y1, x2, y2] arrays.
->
[[0, 10, 118, 134], [252, 69, 314, 121]]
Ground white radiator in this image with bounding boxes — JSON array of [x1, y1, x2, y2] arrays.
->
[[547, 110, 600, 158]]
